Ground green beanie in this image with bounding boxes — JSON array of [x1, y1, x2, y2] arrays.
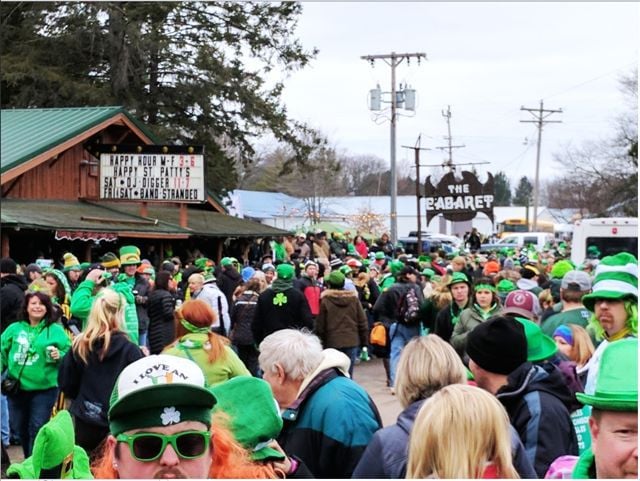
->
[[325, 271, 346, 289]]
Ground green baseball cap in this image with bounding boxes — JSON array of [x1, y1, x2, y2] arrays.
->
[[108, 355, 216, 436], [576, 338, 638, 411], [447, 272, 470, 288]]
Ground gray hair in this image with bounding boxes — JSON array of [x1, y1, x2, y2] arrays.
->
[[258, 329, 324, 381]]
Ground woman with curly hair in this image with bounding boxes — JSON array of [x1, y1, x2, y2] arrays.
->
[[162, 299, 250, 386]]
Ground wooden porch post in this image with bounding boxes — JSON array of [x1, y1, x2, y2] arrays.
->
[[1, 232, 10, 258]]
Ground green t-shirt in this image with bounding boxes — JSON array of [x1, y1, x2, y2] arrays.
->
[[163, 333, 251, 387], [541, 307, 591, 337], [1, 320, 71, 391]]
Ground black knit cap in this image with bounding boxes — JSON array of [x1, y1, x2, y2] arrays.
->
[[467, 316, 527, 375], [0, 257, 17, 274]]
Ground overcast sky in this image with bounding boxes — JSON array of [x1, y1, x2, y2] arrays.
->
[[275, 2, 638, 187]]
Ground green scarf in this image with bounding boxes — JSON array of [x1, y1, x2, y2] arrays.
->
[[271, 277, 293, 293], [572, 448, 596, 479]]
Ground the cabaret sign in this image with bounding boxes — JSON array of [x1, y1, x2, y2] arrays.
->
[[424, 171, 495, 224]]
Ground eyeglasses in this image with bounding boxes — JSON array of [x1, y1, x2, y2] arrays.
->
[[116, 430, 210, 462]]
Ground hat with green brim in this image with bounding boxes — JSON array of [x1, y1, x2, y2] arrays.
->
[[375, 252, 386, 260], [422, 268, 435, 278], [108, 355, 216, 436], [211, 377, 285, 462], [515, 317, 558, 362], [447, 272, 470, 288], [582, 252, 638, 312], [119, 245, 141, 266], [576, 338, 638, 411], [496, 279, 517, 294], [390, 259, 405, 275]]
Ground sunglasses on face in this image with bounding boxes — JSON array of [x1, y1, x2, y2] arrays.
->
[[116, 430, 210, 462]]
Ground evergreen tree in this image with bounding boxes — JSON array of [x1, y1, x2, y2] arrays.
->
[[493, 171, 512, 206], [513, 176, 533, 206]]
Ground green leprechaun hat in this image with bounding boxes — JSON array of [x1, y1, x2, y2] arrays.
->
[[576, 338, 638, 411], [119, 245, 141, 266], [582, 252, 638, 311]]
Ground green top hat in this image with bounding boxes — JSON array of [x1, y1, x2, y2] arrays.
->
[[582, 252, 638, 311], [515, 317, 557, 362], [119, 245, 141, 266], [447, 272, 470, 288], [211, 377, 284, 462], [576, 338, 638, 411]]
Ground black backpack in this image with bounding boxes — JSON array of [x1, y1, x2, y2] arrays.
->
[[397, 288, 420, 325]]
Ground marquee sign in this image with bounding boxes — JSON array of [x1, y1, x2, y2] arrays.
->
[[424, 171, 495, 224], [94, 144, 205, 202]]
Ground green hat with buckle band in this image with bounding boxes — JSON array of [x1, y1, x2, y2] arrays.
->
[[119, 245, 141, 266], [108, 355, 217, 437], [582, 252, 638, 312], [576, 338, 638, 411], [211, 377, 285, 462], [447, 272, 470, 289]]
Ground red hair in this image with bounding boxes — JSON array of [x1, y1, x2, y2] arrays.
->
[[171, 299, 228, 364]]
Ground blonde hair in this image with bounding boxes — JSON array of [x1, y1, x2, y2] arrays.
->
[[568, 324, 595, 368], [395, 335, 466, 408], [407, 384, 519, 479], [72, 288, 127, 365], [538, 288, 554, 308]]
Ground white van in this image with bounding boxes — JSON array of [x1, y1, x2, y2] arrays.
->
[[570, 217, 638, 266], [480, 232, 554, 252]]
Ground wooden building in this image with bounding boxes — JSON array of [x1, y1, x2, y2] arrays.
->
[[0, 106, 287, 265]]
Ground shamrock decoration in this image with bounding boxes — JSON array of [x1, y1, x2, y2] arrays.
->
[[273, 292, 288, 307], [161, 407, 181, 425]]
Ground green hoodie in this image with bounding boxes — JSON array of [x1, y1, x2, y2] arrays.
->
[[69, 279, 97, 325], [1, 320, 71, 391]]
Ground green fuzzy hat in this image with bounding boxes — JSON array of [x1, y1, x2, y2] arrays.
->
[[515, 317, 557, 362], [7, 410, 92, 479], [496, 279, 517, 294], [550, 259, 575, 279], [275, 263, 295, 280], [119, 245, 141, 266], [325, 270, 346, 289], [582, 252, 638, 311], [62, 253, 81, 272], [576, 338, 637, 411], [211, 377, 285, 462]]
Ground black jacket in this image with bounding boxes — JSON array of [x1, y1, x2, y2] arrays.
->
[[433, 301, 468, 343], [252, 286, 313, 344], [372, 281, 424, 327], [1, 274, 27, 334], [497, 361, 579, 477], [230, 289, 259, 346], [217, 267, 242, 306], [133, 276, 151, 334], [58, 331, 144, 427], [147, 288, 176, 354]]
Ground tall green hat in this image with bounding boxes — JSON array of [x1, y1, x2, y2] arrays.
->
[[582, 252, 638, 311], [6, 410, 92, 479], [119, 245, 141, 266], [447, 272, 470, 289], [576, 338, 638, 411], [515, 317, 557, 362], [211, 377, 285, 462]]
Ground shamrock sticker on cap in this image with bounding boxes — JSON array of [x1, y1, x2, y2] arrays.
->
[[161, 407, 181, 425]]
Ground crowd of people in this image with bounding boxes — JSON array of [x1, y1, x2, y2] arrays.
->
[[0, 229, 636, 479]]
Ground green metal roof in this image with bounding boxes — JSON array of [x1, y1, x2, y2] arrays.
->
[[1, 199, 289, 238], [1, 107, 160, 174]]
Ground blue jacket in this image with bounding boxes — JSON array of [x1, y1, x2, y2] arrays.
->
[[352, 399, 537, 479], [278, 350, 382, 478]]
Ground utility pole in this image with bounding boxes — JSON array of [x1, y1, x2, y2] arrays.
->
[[402, 135, 431, 255], [436, 105, 465, 172], [361, 51, 426, 244], [520, 100, 562, 230]]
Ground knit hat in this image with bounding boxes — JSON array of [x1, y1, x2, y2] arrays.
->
[[100, 252, 121, 270], [211, 377, 284, 462], [109, 355, 217, 437], [119, 246, 141, 266], [25, 263, 42, 277], [6, 410, 92, 479], [576, 338, 637, 411], [501, 290, 542, 321], [561, 270, 592, 291], [261, 263, 275, 273], [304, 260, 318, 270], [483, 260, 500, 275], [552, 325, 573, 346], [447, 272, 470, 289], [582, 252, 638, 311], [515, 317, 558, 362], [0, 257, 17, 274], [62, 253, 82, 272], [496, 279, 517, 294], [242, 266, 256, 283], [550, 259, 575, 279], [467, 316, 527, 375], [275, 263, 295, 281], [325, 271, 345, 289], [330, 258, 343, 269]]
